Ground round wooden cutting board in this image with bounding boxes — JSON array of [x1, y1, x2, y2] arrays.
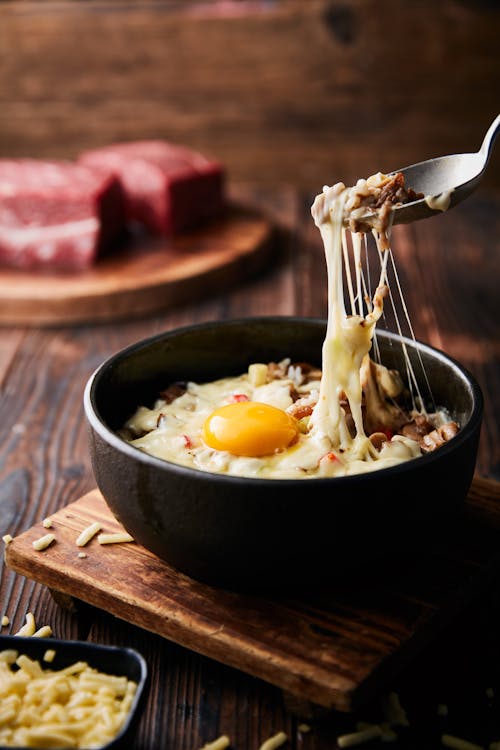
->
[[0, 205, 275, 326]]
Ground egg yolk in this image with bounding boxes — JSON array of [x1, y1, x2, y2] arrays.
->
[[202, 401, 299, 457]]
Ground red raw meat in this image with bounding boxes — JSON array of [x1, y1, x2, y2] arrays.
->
[[79, 141, 225, 235], [0, 160, 124, 270]]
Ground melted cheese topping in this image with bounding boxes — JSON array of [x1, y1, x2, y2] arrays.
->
[[124, 173, 445, 479], [124, 359, 422, 480], [425, 189, 453, 212]]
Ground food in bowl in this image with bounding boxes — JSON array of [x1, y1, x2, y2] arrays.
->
[[121, 357, 457, 479], [85, 318, 482, 587], [120, 172, 458, 480]]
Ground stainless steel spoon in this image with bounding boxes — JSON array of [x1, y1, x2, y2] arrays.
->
[[388, 113, 500, 225]]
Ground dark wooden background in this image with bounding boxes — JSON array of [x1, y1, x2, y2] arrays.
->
[[1, 0, 499, 188], [1, 2, 500, 748]]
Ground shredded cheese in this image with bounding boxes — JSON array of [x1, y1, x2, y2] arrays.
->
[[199, 736, 231, 750], [32, 533, 56, 551], [2, 534, 13, 545], [0, 650, 137, 748], [14, 612, 36, 637], [76, 521, 102, 547], [97, 532, 134, 545], [258, 731, 288, 750], [441, 734, 484, 750], [382, 692, 410, 727], [337, 725, 383, 747], [33, 625, 53, 638]]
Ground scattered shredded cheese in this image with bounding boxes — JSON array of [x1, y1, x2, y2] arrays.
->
[[76, 521, 102, 547], [199, 736, 231, 750], [441, 734, 484, 750], [14, 612, 36, 637], [78, 551, 88, 559], [33, 625, 53, 638], [43, 649, 56, 663], [97, 532, 134, 545], [383, 692, 410, 727], [258, 731, 288, 750], [42, 517, 53, 529], [357, 721, 398, 743], [13, 613, 52, 639], [338, 725, 383, 747], [1, 615, 9, 627], [298, 723, 311, 733], [32, 533, 56, 551], [2, 534, 13, 545]]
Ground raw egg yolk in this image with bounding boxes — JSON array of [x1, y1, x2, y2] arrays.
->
[[202, 401, 299, 457]]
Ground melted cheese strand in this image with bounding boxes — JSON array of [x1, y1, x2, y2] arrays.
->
[[388, 248, 436, 413], [309, 190, 385, 454], [375, 239, 426, 414]]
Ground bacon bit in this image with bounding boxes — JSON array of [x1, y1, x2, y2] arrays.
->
[[287, 398, 315, 420], [320, 451, 339, 465], [230, 393, 249, 403], [182, 434, 193, 448]]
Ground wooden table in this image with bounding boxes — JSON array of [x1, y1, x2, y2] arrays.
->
[[1, 184, 499, 749]]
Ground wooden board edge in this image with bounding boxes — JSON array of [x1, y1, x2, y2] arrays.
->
[[4, 536, 356, 711]]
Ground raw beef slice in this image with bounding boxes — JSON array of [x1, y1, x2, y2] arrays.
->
[[79, 141, 225, 235], [0, 160, 124, 270]]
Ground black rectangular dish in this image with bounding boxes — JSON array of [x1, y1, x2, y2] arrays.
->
[[0, 635, 148, 750]]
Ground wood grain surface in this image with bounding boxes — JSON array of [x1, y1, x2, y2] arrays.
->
[[0, 204, 274, 326], [1, 1, 499, 190], [5, 478, 500, 713], [1, 184, 500, 748]]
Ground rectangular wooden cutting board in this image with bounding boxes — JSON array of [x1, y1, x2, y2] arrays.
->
[[5, 477, 500, 712]]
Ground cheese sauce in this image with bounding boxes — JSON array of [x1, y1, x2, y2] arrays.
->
[[124, 361, 422, 479]]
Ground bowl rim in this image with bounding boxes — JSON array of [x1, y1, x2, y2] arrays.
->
[[0, 635, 147, 750], [83, 315, 483, 486]]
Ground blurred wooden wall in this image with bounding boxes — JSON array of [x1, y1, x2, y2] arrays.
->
[[1, 0, 499, 188]]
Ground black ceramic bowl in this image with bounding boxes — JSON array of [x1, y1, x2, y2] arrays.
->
[[0, 635, 147, 749], [84, 317, 483, 590]]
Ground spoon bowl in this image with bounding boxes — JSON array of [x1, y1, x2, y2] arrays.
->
[[388, 113, 500, 225]]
